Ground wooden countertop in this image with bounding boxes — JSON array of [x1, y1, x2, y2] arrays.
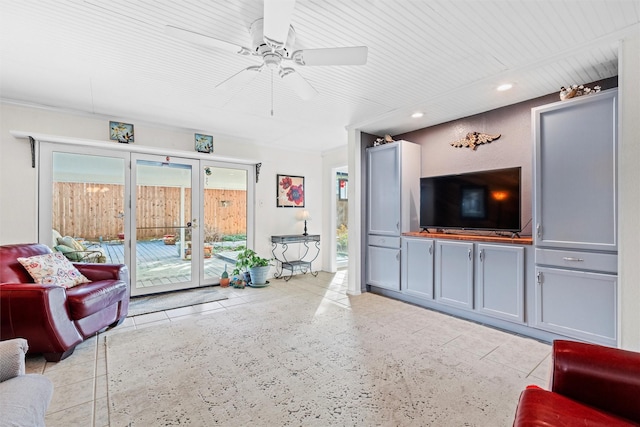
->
[[403, 231, 533, 245]]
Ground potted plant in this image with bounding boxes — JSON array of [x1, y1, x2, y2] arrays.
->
[[232, 248, 271, 286]]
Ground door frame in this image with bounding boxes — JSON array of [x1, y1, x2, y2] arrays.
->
[[37, 138, 256, 296]]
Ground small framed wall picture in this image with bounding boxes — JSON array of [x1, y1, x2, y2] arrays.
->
[[109, 121, 134, 143], [195, 133, 214, 153], [277, 174, 305, 207]]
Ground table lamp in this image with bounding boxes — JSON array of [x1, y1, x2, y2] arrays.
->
[[300, 210, 311, 236]]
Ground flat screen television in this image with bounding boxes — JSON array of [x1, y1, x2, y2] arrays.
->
[[420, 167, 521, 232]]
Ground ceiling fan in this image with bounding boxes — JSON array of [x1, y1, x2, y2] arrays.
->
[[165, 0, 368, 101]]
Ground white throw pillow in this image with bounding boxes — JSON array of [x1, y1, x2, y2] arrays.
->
[[17, 252, 90, 288]]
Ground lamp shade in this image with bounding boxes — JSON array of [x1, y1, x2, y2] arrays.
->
[[299, 210, 311, 221]]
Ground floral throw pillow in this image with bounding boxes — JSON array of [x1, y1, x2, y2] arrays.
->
[[17, 252, 90, 288]]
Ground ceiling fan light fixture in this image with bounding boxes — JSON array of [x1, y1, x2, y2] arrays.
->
[[263, 52, 281, 70]]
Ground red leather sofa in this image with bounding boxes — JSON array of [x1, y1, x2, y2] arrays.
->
[[0, 243, 129, 362], [513, 340, 640, 426]]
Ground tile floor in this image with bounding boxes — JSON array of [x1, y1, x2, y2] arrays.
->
[[25, 270, 551, 426]]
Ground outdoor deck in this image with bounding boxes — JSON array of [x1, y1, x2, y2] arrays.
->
[[100, 240, 238, 288]]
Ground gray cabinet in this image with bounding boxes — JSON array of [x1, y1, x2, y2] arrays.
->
[[366, 141, 421, 236], [435, 240, 474, 309], [402, 237, 434, 299], [367, 245, 401, 291], [532, 89, 618, 345], [533, 90, 617, 252], [476, 244, 524, 323], [367, 143, 400, 236], [366, 141, 421, 290], [535, 266, 617, 346]]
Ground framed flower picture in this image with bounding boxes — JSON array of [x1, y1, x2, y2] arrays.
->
[[195, 133, 213, 153], [109, 121, 134, 143], [277, 174, 305, 207]]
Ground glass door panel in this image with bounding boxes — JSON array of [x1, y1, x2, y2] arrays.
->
[[39, 145, 129, 267], [131, 154, 200, 296], [201, 163, 252, 283]]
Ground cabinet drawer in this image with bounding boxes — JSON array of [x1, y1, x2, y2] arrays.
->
[[535, 248, 617, 273], [368, 235, 400, 248]]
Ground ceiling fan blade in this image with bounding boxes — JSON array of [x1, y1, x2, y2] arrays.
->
[[216, 66, 262, 92], [263, 0, 296, 49], [280, 68, 318, 100], [165, 25, 251, 56], [293, 46, 368, 66]]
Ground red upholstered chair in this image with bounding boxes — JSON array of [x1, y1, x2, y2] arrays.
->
[[513, 340, 640, 426], [0, 243, 129, 362]]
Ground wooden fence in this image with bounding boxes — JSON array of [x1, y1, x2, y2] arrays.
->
[[52, 183, 247, 241]]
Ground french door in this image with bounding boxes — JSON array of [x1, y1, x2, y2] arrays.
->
[[39, 143, 131, 267], [39, 143, 254, 297], [130, 154, 200, 296]]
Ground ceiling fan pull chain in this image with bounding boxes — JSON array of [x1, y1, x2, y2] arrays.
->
[[271, 69, 274, 117]]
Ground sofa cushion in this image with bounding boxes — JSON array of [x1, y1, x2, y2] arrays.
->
[[54, 244, 84, 261], [514, 388, 638, 427], [60, 236, 85, 251], [0, 374, 53, 427], [17, 252, 90, 288], [65, 280, 128, 320]]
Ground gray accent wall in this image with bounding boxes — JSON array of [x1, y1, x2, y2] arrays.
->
[[394, 77, 617, 237]]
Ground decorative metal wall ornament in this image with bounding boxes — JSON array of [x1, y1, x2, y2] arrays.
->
[[450, 132, 501, 150]]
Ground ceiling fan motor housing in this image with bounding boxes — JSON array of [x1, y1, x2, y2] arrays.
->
[[250, 18, 295, 58]]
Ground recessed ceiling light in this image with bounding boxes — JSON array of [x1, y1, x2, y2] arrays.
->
[[411, 112, 424, 118], [497, 83, 513, 92]]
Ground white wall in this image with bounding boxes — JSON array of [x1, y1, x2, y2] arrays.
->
[[0, 102, 330, 271]]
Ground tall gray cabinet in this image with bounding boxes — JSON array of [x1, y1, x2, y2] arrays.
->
[[366, 140, 421, 291], [532, 89, 618, 346]]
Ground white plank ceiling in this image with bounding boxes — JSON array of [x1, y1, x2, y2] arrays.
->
[[1, 1, 638, 153]]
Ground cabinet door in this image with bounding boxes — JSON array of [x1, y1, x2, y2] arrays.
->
[[435, 241, 473, 309], [402, 238, 434, 299], [367, 245, 400, 291], [534, 90, 617, 251], [367, 144, 400, 236], [476, 244, 524, 323], [534, 266, 617, 346]]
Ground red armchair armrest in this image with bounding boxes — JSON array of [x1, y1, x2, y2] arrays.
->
[[551, 340, 640, 423], [0, 283, 83, 355], [73, 263, 129, 283]]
